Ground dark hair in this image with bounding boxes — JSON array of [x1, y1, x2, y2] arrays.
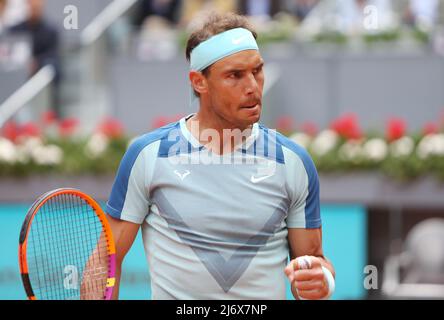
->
[[186, 12, 258, 76]]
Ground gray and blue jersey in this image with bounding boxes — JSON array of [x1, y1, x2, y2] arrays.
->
[[106, 114, 321, 299]]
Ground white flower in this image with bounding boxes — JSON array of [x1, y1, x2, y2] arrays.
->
[[363, 138, 388, 162], [0, 138, 17, 164], [31, 145, 63, 165], [310, 130, 339, 156], [9, 137, 44, 165], [19, 137, 43, 152], [417, 135, 433, 159], [339, 141, 363, 162], [289, 132, 312, 149], [430, 134, 444, 155], [390, 136, 415, 158], [85, 133, 109, 159], [15, 146, 31, 164], [417, 134, 444, 159]]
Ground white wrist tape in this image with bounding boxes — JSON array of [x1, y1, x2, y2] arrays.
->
[[321, 266, 335, 300], [296, 255, 312, 270]]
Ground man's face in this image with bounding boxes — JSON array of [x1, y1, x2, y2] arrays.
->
[[28, 0, 44, 20], [204, 50, 265, 129]]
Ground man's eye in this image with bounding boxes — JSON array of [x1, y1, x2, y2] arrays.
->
[[229, 73, 241, 79]]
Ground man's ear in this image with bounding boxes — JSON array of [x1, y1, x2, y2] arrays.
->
[[189, 71, 208, 95]]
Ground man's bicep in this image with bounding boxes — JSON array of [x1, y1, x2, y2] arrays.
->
[[286, 148, 321, 229], [287, 227, 323, 260], [107, 214, 140, 262], [106, 138, 151, 224]]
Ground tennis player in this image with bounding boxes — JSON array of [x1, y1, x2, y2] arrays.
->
[[105, 12, 335, 300]]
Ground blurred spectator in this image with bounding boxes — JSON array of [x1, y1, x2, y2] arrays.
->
[[339, 0, 394, 33], [131, 1, 184, 61], [8, 0, 58, 75], [404, 0, 440, 30], [237, 0, 283, 19], [0, 0, 6, 34], [180, 0, 237, 26], [0, 0, 31, 69], [136, 16, 179, 61], [8, 0, 61, 115], [284, 0, 319, 22], [298, 0, 398, 38], [133, 0, 182, 27], [0, 0, 27, 33]]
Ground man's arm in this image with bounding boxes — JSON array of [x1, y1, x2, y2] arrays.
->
[[285, 228, 335, 300], [80, 214, 140, 300], [107, 214, 140, 300]]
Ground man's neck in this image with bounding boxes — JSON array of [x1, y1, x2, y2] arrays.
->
[[186, 110, 255, 155]]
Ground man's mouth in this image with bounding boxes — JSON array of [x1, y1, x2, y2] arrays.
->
[[241, 103, 261, 109]]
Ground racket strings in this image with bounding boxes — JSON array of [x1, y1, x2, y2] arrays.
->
[[26, 193, 111, 300]]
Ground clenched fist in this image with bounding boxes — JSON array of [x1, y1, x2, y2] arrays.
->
[[284, 255, 334, 300]]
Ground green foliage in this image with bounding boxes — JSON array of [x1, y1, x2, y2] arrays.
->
[[312, 28, 430, 48], [363, 30, 400, 45], [381, 153, 425, 182], [0, 137, 129, 178], [410, 27, 430, 44], [313, 31, 348, 45], [309, 139, 444, 182], [1, 131, 444, 183]]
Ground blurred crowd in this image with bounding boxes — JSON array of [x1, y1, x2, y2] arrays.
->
[[1, 0, 443, 66], [115, 0, 444, 61], [127, 0, 444, 30], [130, 0, 320, 28], [1, 0, 444, 116]]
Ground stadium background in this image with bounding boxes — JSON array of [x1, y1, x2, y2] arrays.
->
[[1, 0, 444, 300]]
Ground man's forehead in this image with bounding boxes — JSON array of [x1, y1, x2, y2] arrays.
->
[[213, 50, 264, 71]]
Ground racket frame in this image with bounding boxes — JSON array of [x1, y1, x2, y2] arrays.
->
[[18, 188, 116, 300]]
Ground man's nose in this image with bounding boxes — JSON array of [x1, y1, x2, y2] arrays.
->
[[244, 72, 260, 95]]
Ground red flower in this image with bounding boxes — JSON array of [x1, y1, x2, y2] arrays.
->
[[98, 118, 124, 138], [19, 122, 41, 138], [152, 116, 170, 129], [275, 116, 294, 134], [300, 121, 318, 137], [330, 113, 362, 140], [41, 111, 58, 127], [152, 115, 187, 129], [59, 118, 79, 137], [386, 118, 406, 142], [1, 121, 20, 142], [423, 122, 439, 136], [171, 114, 186, 122]]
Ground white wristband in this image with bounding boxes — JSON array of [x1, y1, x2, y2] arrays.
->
[[321, 266, 335, 300]]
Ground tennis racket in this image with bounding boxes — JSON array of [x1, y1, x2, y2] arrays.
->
[[18, 188, 116, 300]]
